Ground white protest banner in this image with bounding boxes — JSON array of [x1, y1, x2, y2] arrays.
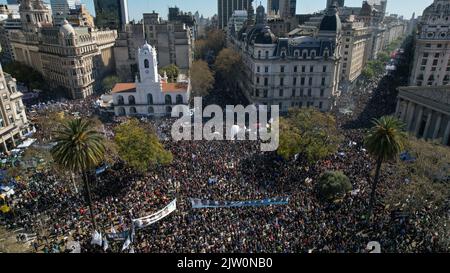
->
[[132, 199, 177, 229]]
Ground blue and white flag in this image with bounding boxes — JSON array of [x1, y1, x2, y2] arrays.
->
[[190, 197, 290, 209], [90, 231, 102, 246], [122, 236, 131, 252]]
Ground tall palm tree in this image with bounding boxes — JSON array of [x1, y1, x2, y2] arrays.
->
[[365, 116, 407, 219], [51, 118, 105, 231]]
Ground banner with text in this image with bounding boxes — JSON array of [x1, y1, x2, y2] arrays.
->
[[190, 197, 290, 209], [132, 199, 177, 229]]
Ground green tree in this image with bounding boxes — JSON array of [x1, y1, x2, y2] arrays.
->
[[114, 119, 173, 173], [3, 61, 45, 91], [365, 116, 407, 218], [102, 75, 121, 92], [159, 64, 179, 83], [316, 171, 352, 201], [214, 48, 243, 92], [190, 60, 215, 97], [278, 108, 343, 163], [51, 119, 106, 230]]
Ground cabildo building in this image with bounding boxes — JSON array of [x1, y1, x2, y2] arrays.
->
[[228, 4, 342, 112], [112, 42, 190, 117]]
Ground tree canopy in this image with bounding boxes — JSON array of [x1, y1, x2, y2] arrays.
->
[[190, 60, 215, 97], [102, 75, 121, 92], [278, 108, 343, 163], [316, 171, 352, 201], [3, 61, 45, 91], [114, 119, 173, 173], [159, 64, 180, 83]]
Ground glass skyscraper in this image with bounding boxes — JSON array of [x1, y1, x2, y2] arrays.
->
[[93, 0, 128, 30]]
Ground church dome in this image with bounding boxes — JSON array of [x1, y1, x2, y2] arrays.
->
[[60, 20, 75, 36], [319, 4, 342, 32]]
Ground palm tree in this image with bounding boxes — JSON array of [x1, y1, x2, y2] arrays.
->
[[365, 116, 407, 219], [51, 119, 105, 231]]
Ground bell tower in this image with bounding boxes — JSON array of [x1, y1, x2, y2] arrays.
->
[[137, 42, 159, 83]]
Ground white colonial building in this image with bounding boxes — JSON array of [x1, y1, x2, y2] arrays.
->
[[112, 42, 190, 117]]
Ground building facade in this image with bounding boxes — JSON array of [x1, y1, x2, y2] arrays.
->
[[115, 10, 194, 81], [229, 5, 342, 112], [9, 0, 117, 99], [218, 0, 253, 29], [409, 0, 450, 87], [267, 0, 296, 18], [112, 42, 190, 117], [93, 0, 128, 30], [39, 20, 117, 98], [396, 86, 450, 146], [340, 18, 372, 83], [0, 62, 30, 153]]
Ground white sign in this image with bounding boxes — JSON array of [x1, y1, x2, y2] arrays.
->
[[133, 199, 177, 229]]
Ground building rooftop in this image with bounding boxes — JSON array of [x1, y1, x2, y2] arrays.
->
[[112, 83, 137, 94]]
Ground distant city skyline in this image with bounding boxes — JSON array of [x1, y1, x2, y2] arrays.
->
[[0, 0, 434, 20]]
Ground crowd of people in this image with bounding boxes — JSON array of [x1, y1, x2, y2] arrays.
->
[[1, 54, 447, 253]]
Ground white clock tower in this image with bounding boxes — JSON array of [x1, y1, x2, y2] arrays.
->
[[138, 41, 159, 84]]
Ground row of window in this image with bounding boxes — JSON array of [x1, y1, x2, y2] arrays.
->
[[253, 88, 326, 98], [116, 94, 184, 105], [255, 76, 327, 87], [117, 106, 172, 116], [256, 65, 328, 73]]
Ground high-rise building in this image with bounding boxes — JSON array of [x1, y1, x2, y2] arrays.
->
[[267, 0, 296, 18], [93, 0, 128, 30], [6, 0, 20, 4], [327, 0, 345, 9], [218, 0, 253, 29], [50, 0, 78, 25]]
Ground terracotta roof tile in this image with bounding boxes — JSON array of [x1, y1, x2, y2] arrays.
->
[[112, 83, 136, 93]]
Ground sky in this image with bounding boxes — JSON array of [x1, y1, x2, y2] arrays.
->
[[1, 0, 434, 20]]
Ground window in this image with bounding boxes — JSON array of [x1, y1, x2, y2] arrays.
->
[[308, 89, 312, 97], [128, 95, 136, 105], [300, 89, 304, 97], [310, 66, 314, 73], [280, 77, 284, 86], [302, 66, 306, 73], [435, 53, 440, 58], [144, 59, 150, 68], [117, 96, 124, 105], [265, 51, 269, 59], [321, 78, 326, 86], [147, 94, 153, 104], [293, 77, 297, 86], [264, 78, 268, 86], [280, 66, 285, 73], [263, 89, 268, 98], [323, 66, 327, 73], [176, 95, 183, 104], [423, 53, 429, 58], [421, 59, 427, 66], [279, 89, 284, 97], [118, 107, 125, 116], [258, 51, 261, 59], [319, 102, 323, 109], [265, 66, 269, 73], [301, 77, 305, 85], [255, 89, 260, 97], [257, 66, 260, 73], [129, 107, 137, 114], [292, 89, 296, 97], [433, 59, 439, 66], [320, 89, 325, 97], [148, 107, 154, 114], [165, 95, 172, 104], [294, 66, 298, 73], [256, 77, 260, 84], [309, 77, 313, 86]]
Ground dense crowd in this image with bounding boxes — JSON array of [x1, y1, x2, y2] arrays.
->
[[1, 59, 448, 253]]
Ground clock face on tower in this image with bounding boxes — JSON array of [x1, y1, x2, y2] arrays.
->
[[145, 70, 149, 74]]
